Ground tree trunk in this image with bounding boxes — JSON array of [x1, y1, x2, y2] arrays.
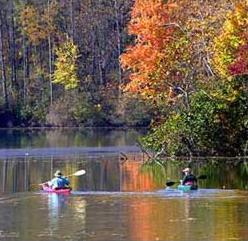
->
[[48, 0, 53, 106], [70, 0, 75, 40], [0, 12, 8, 108], [48, 35, 53, 105], [22, 34, 27, 104], [114, 0, 122, 88], [10, 3, 18, 101]]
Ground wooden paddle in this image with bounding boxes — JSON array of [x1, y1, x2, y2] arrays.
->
[[33, 169, 86, 187], [65, 169, 86, 178], [166, 174, 207, 187]]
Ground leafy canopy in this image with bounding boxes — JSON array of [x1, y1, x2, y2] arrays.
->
[[213, 2, 248, 78], [120, 0, 176, 98], [53, 38, 79, 90]]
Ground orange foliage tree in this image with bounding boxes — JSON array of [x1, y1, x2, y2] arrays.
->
[[120, 0, 176, 99], [121, 0, 233, 104]]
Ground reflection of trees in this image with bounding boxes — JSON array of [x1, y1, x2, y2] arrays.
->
[[127, 197, 247, 241], [121, 160, 157, 191], [0, 158, 31, 193], [0, 129, 143, 149], [0, 156, 87, 193], [83, 158, 120, 191], [1, 160, 7, 193], [2, 156, 248, 193], [141, 157, 248, 190], [141, 162, 167, 186], [196, 159, 248, 189]]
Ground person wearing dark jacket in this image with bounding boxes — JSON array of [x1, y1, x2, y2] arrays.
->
[[181, 167, 198, 189]]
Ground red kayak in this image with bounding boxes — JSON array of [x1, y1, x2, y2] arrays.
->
[[41, 184, 72, 194]]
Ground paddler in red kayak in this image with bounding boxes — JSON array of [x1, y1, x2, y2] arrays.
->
[[181, 167, 198, 189], [44, 170, 71, 190]]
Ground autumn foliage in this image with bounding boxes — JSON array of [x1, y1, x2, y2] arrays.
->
[[120, 0, 176, 97], [213, 2, 248, 78], [121, 0, 237, 102], [20, 2, 58, 45], [122, 0, 248, 156], [53, 38, 79, 90]]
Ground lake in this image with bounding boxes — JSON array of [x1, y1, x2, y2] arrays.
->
[[0, 128, 248, 241]]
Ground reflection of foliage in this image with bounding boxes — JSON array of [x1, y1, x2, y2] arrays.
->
[[240, 161, 248, 176], [140, 161, 167, 186], [140, 156, 248, 190]]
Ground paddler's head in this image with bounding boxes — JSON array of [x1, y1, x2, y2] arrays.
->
[[182, 167, 191, 174], [54, 170, 63, 177]]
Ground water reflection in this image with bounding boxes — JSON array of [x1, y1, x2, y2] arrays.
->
[[47, 194, 69, 225], [44, 194, 86, 238], [1, 192, 248, 241], [0, 155, 156, 193], [1, 154, 248, 241], [0, 128, 145, 149], [1, 156, 248, 194], [1, 129, 248, 240], [121, 193, 248, 241]]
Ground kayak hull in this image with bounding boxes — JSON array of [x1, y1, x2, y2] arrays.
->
[[177, 184, 198, 192], [41, 184, 72, 194]]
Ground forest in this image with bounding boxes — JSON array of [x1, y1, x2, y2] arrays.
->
[[0, 0, 247, 156]]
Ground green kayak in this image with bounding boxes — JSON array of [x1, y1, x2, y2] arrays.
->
[[177, 184, 198, 192]]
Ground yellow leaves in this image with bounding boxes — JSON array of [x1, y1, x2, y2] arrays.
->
[[211, 88, 239, 103], [212, 2, 248, 78], [53, 38, 79, 90]]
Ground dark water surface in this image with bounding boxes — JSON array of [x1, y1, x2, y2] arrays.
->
[[1, 129, 248, 241]]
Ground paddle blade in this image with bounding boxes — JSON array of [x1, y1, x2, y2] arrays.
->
[[73, 170, 86, 176], [166, 181, 176, 187]]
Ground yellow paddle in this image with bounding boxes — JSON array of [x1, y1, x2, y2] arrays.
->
[[65, 169, 86, 178]]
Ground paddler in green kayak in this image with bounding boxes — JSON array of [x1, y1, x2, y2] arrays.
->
[[181, 167, 198, 189], [44, 170, 71, 190]]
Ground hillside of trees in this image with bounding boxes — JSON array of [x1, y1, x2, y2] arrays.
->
[[0, 0, 247, 156], [0, 0, 152, 127]]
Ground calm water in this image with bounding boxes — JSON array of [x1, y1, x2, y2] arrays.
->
[[1, 129, 248, 241], [0, 128, 145, 149]]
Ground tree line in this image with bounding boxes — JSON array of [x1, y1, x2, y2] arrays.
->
[[0, 0, 247, 156], [121, 0, 247, 156], [0, 0, 152, 127]]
